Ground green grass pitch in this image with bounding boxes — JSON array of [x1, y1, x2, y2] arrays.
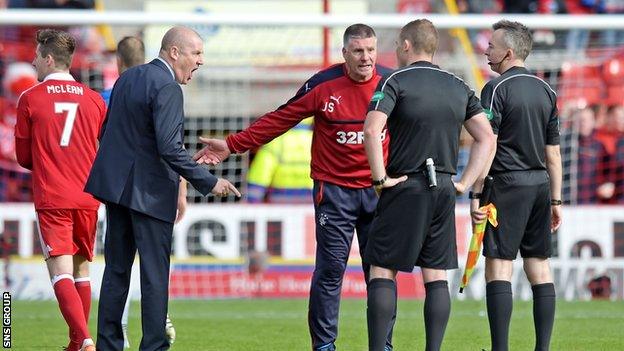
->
[[11, 299, 623, 350]]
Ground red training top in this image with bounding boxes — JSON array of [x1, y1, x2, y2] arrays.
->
[[227, 63, 391, 189]]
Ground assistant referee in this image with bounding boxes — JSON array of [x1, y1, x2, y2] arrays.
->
[[363, 19, 495, 351], [473, 20, 563, 351]]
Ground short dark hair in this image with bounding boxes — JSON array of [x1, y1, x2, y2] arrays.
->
[[343, 23, 376, 46], [400, 19, 438, 55], [492, 20, 532, 60], [36, 29, 76, 69], [117, 36, 145, 70]]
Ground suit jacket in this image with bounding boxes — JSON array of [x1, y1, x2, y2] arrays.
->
[[85, 59, 217, 223]]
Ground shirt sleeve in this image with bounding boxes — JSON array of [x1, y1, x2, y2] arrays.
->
[[480, 81, 502, 135], [14, 94, 31, 140], [465, 85, 483, 120], [153, 82, 218, 194], [367, 74, 399, 117], [226, 79, 318, 153], [546, 100, 560, 145], [14, 94, 32, 169]]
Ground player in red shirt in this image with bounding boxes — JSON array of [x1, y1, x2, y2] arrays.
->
[[194, 24, 394, 351], [14, 29, 105, 351]]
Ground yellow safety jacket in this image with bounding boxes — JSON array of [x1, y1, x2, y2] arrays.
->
[[247, 121, 313, 203]]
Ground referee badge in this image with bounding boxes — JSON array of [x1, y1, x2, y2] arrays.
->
[[484, 108, 494, 121], [371, 91, 385, 102]]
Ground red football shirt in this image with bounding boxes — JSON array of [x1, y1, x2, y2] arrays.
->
[[14, 72, 106, 210], [227, 64, 391, 188]]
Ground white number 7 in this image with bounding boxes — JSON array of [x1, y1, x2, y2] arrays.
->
[[54, 102, 78, 147]]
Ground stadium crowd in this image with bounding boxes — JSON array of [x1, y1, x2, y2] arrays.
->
[[2, 1, 624, 205]]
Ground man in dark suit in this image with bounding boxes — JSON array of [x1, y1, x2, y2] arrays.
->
[[86, 26, 240, 351]]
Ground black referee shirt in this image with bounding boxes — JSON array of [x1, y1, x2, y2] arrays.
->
[[481, 66, 560, 173], [368, 61, 483, 175]]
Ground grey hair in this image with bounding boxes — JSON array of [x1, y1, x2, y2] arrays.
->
[[343, 23, 376, 47], [492, 20, 532, 60]]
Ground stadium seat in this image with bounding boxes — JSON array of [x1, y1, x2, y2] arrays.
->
[[602, 56, 624, 85], [558, 62, 605, 108], [0, 41, 34, 63], [599, 55, 624, 105], [606, 85, 624, 106]]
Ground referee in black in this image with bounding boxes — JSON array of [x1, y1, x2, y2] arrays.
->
[[473, 20, 562, 351], [363, 19, 495, 351]]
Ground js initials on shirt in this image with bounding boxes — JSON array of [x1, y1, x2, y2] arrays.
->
[[321, 95, 342, 113]]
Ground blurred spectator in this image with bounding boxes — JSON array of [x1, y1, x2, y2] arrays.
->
[[503, 0, 566, 47], [2, 0, 95, 51], [595, 104, 624, 154], [591, 103, 608, 128], [0, 62, 37, 202], [70, 26, 107, 91], [397, 0, 431, 13], [562, 107, 610, 203], [2, 1, 103, 90], [606, 105, 624, 203], [601, 0, 624, 47], [246, 119, 313, 204], [614, 137, 624, 202], [457, 0, 501, 13], [565, 0, 598, 54], [565, 0, 624, 54], [502, 0, 566, 14], [593, 104, 624, 202], [8, 0, 93, 9], [456, 1, 501, 56]]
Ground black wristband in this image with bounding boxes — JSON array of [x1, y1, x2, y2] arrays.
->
[[372, 175, 387, 186], [468, 191, 481, 199], [550, 199, 562, 206]]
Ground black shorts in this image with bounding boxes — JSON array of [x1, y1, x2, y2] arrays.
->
[[364, 173, 458, 272], [483, 170, 552, 260]]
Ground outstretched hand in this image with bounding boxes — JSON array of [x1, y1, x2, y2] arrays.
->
[[193, 137, 231, 165]]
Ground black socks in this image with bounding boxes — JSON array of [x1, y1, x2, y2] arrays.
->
[[486, 281, 556, 351], [424, 280, 451, 351], [532, 283, 556, 351], [367, 278, 396, 351], [486, 280, 513, 351]]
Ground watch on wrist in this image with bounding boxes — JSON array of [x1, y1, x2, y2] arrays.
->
[[550, 199, 562, 206], [372, 175, 387, 186], [468, 191, 482, 199]]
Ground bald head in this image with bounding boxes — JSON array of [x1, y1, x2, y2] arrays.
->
[[158, 26, 205, 85], [160, 26, 201, 53]]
